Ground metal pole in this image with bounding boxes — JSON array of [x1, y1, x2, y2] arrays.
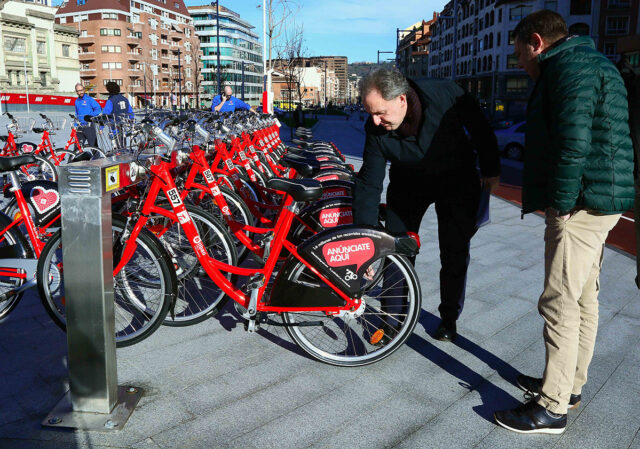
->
[[177, 49, 182, 111], [324, 61, 327, 115], [452, 0, 458, 80], [143, 61, 148, 113], [23, 57, 30, 113], [262, 0, 267, 91], [241, 60, 245, 101], [216, 0, 221, 95]]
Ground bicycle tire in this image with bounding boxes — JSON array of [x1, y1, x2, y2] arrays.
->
[[282, 254, 421, 367], [18, 154, 58, 182], [0, 213, 33, 320], [50, 149, 76, 166], [36, 214, 177, 347], [147, 204, 238, 326], [77, 145, 107, 159]]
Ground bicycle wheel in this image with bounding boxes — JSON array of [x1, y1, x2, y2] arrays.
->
[[282, 254, 421, 366], [50, 149, 76, 166], [36, 214, 177, 347], [77, 145, 107, 159], [0, 213, 32, 320], [147, 204, 237, 326], [18, 154, 57, 182]]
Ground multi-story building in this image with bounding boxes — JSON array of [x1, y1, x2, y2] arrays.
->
[[188, 4, 263, 106], [55, 0, 201, 108], [597, 0, 640, 60], [397, 15, 437, 79], [270, 56, 348, 104], [425, 0, 618, 119], [0, 0, 80, 94]]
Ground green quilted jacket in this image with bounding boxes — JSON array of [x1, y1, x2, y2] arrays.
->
[[522, 35, 635, 215]]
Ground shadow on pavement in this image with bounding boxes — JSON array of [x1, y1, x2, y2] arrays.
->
[[406, 310, 522, 422]]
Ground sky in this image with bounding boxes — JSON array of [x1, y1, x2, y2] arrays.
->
[[183, 0, 450, 63]]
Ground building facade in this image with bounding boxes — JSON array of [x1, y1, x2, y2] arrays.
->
[[0, 0, 80, 94], [596, 0, 640, 60], [270, 56, 348, 104], [397, 15, 437, 79], [425, 0, 620, 119], [55, 0, 201, 107], [188, 4, 263, 107]]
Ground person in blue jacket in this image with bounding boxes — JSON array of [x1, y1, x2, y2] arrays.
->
[[103, 81, 134, 120], [211, 85, 252, 113], [74, 83, 101, 146]]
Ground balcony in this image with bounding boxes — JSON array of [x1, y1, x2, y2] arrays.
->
[[78, 34, 95, 39], [79, 52, 96, 61], [80, 67, 96, 72], [127, 52, 141, 61], [161, 55, 170, 59]]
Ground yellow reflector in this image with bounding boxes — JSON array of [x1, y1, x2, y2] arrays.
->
[[370, 329, 385, 345], [13, 212, 22, 221]]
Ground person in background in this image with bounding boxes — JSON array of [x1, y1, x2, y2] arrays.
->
[[293, 104, 305, 128], [354, 68, 500, 343], [103, 81, 134, 120], [171, 93, 178, 111], [74, 83, 101, 147], [211, 85, 252, 113], [493, 10, 634, 435]]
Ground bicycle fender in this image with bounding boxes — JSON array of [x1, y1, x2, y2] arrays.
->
[[295, 225, 401, 297]]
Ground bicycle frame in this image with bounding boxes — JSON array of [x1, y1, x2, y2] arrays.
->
[[116, 156, 360, 314]]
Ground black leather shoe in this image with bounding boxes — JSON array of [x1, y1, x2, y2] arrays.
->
[[494, 400, 566, 434], [516, 374, 581, 410], [435, 320, 456, 342]]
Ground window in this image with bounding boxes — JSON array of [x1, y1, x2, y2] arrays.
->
[[570, 0, 591, 15], [59, 17, 66, 23], [544, 1, 558, 10], [80, 30, 87, 37], [604, 42, 617, 57], [102, 62, 122, 69], [509, 30, 516, 45], [606, 17, 629, 35], [62, 44, 70, 57], [149, 18, 157, 30], [498, 8, 502, 22], [497, 32, 501, 46], [568, 23, 590, 35], [40, 72, 47, 86], [100, 28, 122, 36], [608, 0, 631, 7], [506, 78, 528, 93], [37, 40, 46, 55], [76, 0, 85, 4], [103, 79, 123, 85], [102, 12, 118, 19], [510, 5, 532, 21], [626, 52, 639, 67], [507, 54, 519, 68], [101, 45, 121, 53]]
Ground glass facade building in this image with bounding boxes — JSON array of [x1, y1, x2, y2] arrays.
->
[[188, 4, 263, 105]]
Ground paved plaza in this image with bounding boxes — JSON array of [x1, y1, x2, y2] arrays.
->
[[1, 114, 639, 448]]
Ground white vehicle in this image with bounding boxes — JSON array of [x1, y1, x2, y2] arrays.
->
[[495, 121, 526, 161]]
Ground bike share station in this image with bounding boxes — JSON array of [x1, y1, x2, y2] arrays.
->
[[43, 156, 145, 431]]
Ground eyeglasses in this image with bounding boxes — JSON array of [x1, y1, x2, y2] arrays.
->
[[76, 89, 84, 93]]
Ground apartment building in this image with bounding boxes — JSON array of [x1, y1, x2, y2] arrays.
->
[[596, 0, 640, 60], [55, 0, 201, 107], [270, 56, 348, 104], [0, 0, 80, 94], [425, 0, 608, 118], [397, 15, 437, 79], [188, 4, 263, 106]]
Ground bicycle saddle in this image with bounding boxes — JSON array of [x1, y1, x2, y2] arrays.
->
[[267, 178, 323, 202], [280, 154, 320, 177], [32, 127, 44, 134], [0, 155, 37, 173]]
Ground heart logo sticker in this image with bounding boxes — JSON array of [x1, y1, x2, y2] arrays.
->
[[30, 187, 59, 215]]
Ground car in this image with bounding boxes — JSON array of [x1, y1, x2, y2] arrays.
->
[[495, 121, 526, 160]]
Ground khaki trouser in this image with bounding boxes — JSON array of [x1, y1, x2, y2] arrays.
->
[[536, 209, 621, 415]]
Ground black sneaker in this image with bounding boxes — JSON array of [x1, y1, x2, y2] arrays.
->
[[435, 320, 456, 342], [494, 400, 566, 434], [516, 374, 581, 410]]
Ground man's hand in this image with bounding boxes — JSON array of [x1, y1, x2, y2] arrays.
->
[[481, 176, 500, 193]]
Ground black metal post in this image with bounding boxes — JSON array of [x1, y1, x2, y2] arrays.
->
[[241, 60, 245, 101], [215, 0, 221, 95], [177, 49, 182, 110], [324, 61, 327, 115]]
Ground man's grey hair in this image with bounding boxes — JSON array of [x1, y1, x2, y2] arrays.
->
[[359, 68, 409, 101]]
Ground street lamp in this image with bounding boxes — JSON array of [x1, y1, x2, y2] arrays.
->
[[377, 50, 394, 65], [211, 1, 222, 96], [175, 48, 183, 110]]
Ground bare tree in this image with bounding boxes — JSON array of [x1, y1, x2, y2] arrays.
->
[[188, 41, 203, 108], [264, 0, 299, 70], [273, 22, 306, 108]]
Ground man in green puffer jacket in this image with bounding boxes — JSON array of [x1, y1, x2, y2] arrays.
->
[[494, 10, 635, 435]]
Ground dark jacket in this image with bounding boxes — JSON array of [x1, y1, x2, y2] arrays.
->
[[353, 78, 500, 226], [522, 36, 635, 215], [103, 94, 134, 120]]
